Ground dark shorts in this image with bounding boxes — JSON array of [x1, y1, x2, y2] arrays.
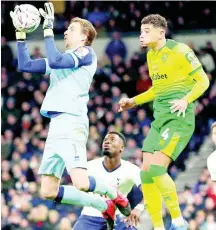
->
[[73, 215, 137, 230]]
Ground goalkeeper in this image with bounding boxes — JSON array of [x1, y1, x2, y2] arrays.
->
[[119, 14, 209, 230], [10, 3, 131, 228]]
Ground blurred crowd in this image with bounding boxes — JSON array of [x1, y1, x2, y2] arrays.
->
[[2, 1, 216, 40], [164, 168, 216, 230], [2, 32, 216, 229], [1, 1, 216, 228]]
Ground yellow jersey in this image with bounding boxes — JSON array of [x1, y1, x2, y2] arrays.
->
[[147, 39, 202, 101]]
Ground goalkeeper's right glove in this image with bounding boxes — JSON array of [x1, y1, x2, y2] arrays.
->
[[10, 5, 26, 40]]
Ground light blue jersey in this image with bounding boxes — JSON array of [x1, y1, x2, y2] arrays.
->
[[40, 46, 97, 118]]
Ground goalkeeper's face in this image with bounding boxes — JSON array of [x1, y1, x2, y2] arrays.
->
[[102, 133, 124, 158], [64, 22, 87, 49], [140, 24, 165, 47]]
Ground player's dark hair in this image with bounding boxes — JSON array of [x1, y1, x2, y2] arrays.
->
[[70, 17, 97, 46], [108, 131, 126, 147], [141, 14, 167, 29]]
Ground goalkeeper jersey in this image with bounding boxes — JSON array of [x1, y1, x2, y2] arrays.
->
[[147, 39, 202, 101], [40, 46, 97, 118]]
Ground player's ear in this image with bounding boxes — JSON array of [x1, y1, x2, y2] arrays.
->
[[120, 145, 124, 153], [159, 29, 165, 39], [81, 34, 87, 42]]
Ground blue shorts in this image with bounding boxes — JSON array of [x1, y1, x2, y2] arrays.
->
[[73, 215, 137, 230], [38, 113, 89, 178]]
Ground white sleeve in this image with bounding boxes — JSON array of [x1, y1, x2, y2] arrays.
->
[[128, 163, 142, 187], [87, 160, 98, 177], [44, 58, 52, 75]]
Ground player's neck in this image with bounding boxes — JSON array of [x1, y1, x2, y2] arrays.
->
[[67, 42, 85, 50], [152, 38, 166, 51], [103, 156, 121, 171]]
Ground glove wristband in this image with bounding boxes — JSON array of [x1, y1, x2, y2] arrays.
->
[[44, 29, 54, 37], [16, 31, 26, 40]]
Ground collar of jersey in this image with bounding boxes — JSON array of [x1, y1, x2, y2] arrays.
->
[[102, 160, 121, 173], [151, 39, 169, 54]]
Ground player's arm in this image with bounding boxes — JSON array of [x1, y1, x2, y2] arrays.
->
[[182, 47, 210, 103], [133, 87, 156, 105], [40, 3, 92, 69], [124, 164, 144, 227], [118, 87, 155, 112], [125, 185, 144, 227], [118, 51, 155, 112], [44, 36, 93, 69], [10, 7, 46, 74], [184, 68, 209, 104], [133, 50, 156, 105], [170, 46, 210, 117], [16, 37, 47, 74]]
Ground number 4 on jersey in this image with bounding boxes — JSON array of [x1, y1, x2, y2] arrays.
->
[[161, 128, 170, 140]]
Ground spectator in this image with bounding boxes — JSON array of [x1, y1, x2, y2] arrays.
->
[[105, 32, 127, 62], [136, 65, 152, 94], [87, 7, 107, 26], [31, 47, 44, 60], [58, 217, 72, 230], [1, 3, 216, 228], [1, 36, 13, 70], [199, 48, 215, 74]]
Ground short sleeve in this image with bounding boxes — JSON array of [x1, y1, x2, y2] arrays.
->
[[44, 58, 52, 75]]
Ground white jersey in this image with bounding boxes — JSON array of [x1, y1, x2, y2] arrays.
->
[[40, 46, 97, 119], [82, 157, 141, 217]]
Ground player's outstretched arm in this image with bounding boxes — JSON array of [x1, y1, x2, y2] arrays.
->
[[10, 6, 46, 74], [133, 87, 156, 105], [16, 42, 46, 74], [118, 87, 155, 112], [40, 2, 91, 69]]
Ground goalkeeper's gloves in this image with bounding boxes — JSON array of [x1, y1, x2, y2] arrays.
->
[[10, 5, 26, 40], [39, 2, 54, 37]]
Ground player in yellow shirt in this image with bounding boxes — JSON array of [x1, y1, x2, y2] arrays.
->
[[118, 14, 209, 230]]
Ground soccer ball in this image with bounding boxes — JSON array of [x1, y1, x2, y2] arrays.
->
[[12, 4, 41, 33]]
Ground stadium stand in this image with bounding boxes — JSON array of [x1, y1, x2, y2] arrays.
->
[[1, 1, 216, 229]]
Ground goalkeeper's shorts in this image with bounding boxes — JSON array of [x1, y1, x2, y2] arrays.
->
[[38, 113, 89, 179], [142, 105, 195, 161]]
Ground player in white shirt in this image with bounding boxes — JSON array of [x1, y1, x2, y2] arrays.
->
[[207, 122, 216, 182], [74, 131, 144, 230], [10, 3, 131, 226]]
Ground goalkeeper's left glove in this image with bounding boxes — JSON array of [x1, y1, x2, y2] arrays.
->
[[10, 5, 26, 40], [39, 2, 54, 37]]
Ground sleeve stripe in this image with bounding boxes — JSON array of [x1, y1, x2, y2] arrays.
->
[[67, 52, 79, 68], [189, 65, 202, 76]]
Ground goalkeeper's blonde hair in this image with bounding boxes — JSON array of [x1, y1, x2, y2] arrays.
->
[[70, 17, 97, 46]]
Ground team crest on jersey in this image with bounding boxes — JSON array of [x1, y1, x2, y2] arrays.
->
[[162, 54, 168, 62], [74, 47, 89, 59]]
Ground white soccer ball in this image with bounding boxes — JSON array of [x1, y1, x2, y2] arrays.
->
[[12, 4, 41, 33]]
